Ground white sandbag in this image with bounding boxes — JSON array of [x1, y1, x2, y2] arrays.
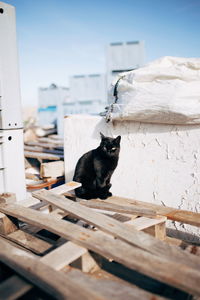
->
[[106, 56, 200, 124]]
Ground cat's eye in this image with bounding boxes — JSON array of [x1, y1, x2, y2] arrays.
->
[[111, 147, 116, 152]]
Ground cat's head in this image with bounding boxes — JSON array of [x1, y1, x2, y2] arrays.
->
[[99, 132, 121, 157]]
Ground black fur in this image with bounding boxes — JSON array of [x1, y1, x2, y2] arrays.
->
[[73, 133, 121, 200]]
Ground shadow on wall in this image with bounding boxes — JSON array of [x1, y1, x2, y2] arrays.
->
[[92, 116, 200, 139], [111, 120, 200, 135], [167, 228, 200, 244]]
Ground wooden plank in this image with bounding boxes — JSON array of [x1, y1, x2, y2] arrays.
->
[[0, 193, 16, 204], [25, 141, 63, 150], [126, 216, 167, 231], [144, 223, 166, 240], [106, 196, 200, 227], [0, 238, 166, 300], [0, 213, 18, 235], [0, 275, 32, 300], [44, 246, 170, 299], [0, 238, 103, 300], [24, 145, 63, 156], [110, 214, 166, 240], [24, 151, 63, 161], [48, 134, 63, 141], [164, 236, 183, 247], [0, 195, 18, 235], [25, 172, 40, 181], [63, 267, 167, 300], [5, 230, 53, 255], [154, 222, 166, 240], [40, 161, 64, 178], [32, 190, 200, 271], [78, 252, 100, 273], [0, 203, 200, 296], [41, 242, 87, 270], [38, 137, 63, 146], [80, 199, 156, 217], [50, 181, 81, 195], [110, 213, 132, 222], [19, 196, 40, 208], [35, 127, 56, 137]]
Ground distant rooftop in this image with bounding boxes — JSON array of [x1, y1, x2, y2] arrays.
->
[[110, 41, 140, 46]]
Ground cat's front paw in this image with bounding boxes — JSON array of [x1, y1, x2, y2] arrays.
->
[[107, 192, 112, 197], [99, 192, 112, 200]]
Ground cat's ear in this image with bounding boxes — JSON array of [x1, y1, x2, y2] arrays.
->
[[115, 135, 121, 145], [100, 132, 106, 140]]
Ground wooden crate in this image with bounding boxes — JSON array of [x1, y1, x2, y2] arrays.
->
[[0, 182, 200, 300]]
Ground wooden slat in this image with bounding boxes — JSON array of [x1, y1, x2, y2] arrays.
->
[[24, 151, 63, 161], [35, 128, 57, 138], [41, 242, 87, 270], [32, 190, 200, 271], [19, 196, 40, 208], [126, 216, 167, 231], [0, 212, 18, 235], [106, 196, 200, 227], [63, 267, 167, 300], [25, 141, 63, 150], [0, 238, 103, 300], [38, 137, 63, 146], [0, 238, 166, 300], [0, 275, 32, 300], [48, 134, 63, 141], [25, 172, 40, 181], [5, 230, 53, 255], [40, 161, 64, 178], [0, 203, 200, 296], [80, 199, 156, 217], [0, 193, 16, 204], [51, 181, 81, 195], [24, 145, 63, 156], [108, 213, 166, 240]]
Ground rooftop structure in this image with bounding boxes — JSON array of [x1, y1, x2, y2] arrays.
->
[[38, 84, 70, 130], [106, 40, 145, 85], [37, 40, 145, 135]]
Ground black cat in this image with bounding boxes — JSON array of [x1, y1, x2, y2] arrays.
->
[[73, 132, 121, 200]]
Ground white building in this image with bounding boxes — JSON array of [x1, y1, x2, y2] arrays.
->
[[67, 73, 107, 115], [106, 40, 145, 85], [37, 40, 145, 135], [38, 83, 70, 129]]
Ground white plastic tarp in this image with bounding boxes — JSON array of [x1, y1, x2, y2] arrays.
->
[[106, 56, 200, 124]]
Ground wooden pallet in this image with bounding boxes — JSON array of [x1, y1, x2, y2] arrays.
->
[[24, 136, 64, 163], [0, 183, 200, 300], [25, 135, 65, 190]]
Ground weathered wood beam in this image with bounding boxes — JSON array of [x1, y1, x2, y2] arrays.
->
[[0, 203, 200, 296], [106, 196, 200, 227], [32, 190, 200, 271]]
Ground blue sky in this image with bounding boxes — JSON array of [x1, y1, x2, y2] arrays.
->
[[3, 0, 200, 106]]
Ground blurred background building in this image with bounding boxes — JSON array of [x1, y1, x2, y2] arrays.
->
[[68, 73, 106, 115], [106, 40, 145, 85], [37, 40, 145, 135], [38, 83, 70, 126]]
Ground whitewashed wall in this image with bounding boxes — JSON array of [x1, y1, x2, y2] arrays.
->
[[64, 115, 200, 241]]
